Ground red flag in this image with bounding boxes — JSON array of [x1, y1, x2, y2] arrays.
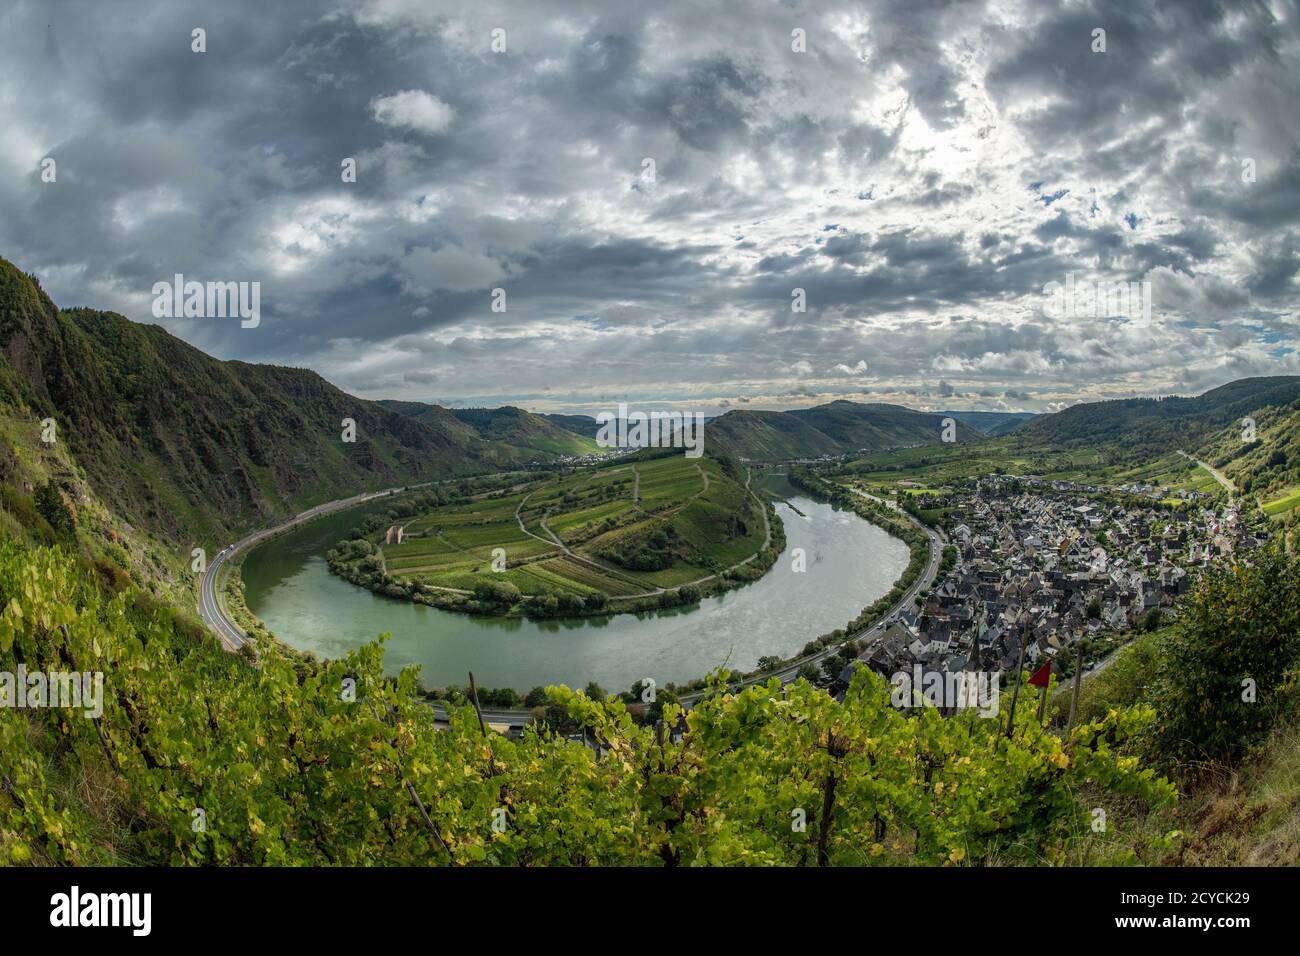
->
[[1028, 660, 1053, 688]]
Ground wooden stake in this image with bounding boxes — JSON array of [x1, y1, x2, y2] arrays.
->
[[468, 671, 488, 738], [468, 671, 498, 778], [1005, 623, 1028, 739], [1066, 643, 1085, 733]]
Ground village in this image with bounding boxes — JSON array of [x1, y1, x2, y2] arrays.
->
[[850, 473, 1264, 691]]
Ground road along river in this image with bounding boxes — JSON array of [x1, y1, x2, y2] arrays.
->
[[240, 485, 909, 693]]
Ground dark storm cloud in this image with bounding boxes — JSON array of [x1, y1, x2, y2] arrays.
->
[[1245, 233, 1300, 300], [0, 0, 1296, 411]]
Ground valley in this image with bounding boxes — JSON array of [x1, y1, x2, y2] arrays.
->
[[238, 477, 908, 695], [4, 0, 1300, 885], [3, 254, 1300, 869]]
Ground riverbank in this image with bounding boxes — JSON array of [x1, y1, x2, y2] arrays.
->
[[326, 502, 785, 620], [240, 489, 908, 696], [665, 468, 940, 696], [323, 464, 786, 621], [200, 481, 441, 652]]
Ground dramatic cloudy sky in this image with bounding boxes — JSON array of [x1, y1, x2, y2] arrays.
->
[[1, 0, 1298, 415]]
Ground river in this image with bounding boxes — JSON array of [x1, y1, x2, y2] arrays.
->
[[241, 480, 909, 693]]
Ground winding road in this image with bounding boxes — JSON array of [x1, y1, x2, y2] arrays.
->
[[197, 484, 430, 651], [1176, 449, 1235, 493], [199, 543, 248, 651]]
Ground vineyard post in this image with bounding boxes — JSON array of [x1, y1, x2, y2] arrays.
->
[[1066, 643, 1085, 732], [468, 671, 499, 779], [468, 670, 488, 738], [1040, 660, 1050, 723], [1005, 623, 1028, 739]]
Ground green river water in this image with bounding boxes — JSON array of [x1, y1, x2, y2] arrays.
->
[[241, 480, 908, 693]]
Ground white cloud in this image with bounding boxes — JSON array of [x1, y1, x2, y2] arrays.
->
[[369, 90, 455, 135]]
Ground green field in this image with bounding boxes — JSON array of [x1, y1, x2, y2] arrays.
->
[[1262, 486, 1300, 516], [1092, 452, 1224, 496], [839, 439, 1237, 505], [840, 439, 1102, 495], [375, 454, 768, 604]]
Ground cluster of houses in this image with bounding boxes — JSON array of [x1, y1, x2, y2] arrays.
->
[[852, 473, 1263, 685], [520, 451, 627, 474]]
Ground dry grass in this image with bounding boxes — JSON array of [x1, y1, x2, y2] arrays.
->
[[1168, 722, 1300, 865]]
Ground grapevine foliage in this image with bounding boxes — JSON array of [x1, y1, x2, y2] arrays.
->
[[0, 537, 1174, 866]]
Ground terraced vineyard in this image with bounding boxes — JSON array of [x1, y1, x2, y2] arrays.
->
[[1262, 486, 1300, 516], [1095, 451, 1228, 498], [343, 453, 775, 614], [841, 440, 1103, 494]]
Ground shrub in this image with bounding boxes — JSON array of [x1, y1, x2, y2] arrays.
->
[[556, 592, 585, 614], [34, 480, 74, 535], [524, 686, 548, 708], [473, 579, 521, 607], [1146, 547, 1300, 771]]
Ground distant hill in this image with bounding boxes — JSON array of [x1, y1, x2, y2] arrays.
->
[[369, 398, 483, 445], [788, 401, 982, 448], [704, 409, 842, 460], [940, 410, 1038, 436], [540, 412, 602, 439], [381, 403, 600, 457], [705, 401, 981, 460], [1015, 377, 1300, 459]]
